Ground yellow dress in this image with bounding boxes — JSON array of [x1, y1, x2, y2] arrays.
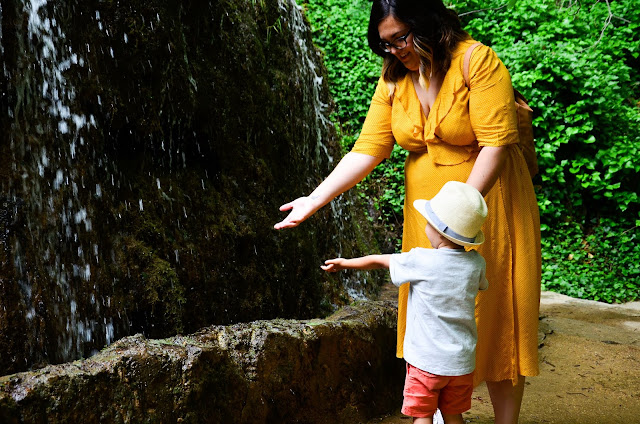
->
[[351, 39, 541, 385]]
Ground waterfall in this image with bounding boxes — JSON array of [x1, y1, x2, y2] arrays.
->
[[0, 0, 382, 375], [279, 0, 333, 165], [20, 0, 104, 363]]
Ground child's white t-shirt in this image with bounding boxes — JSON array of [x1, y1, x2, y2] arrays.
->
[[389, 247, 488, 376]]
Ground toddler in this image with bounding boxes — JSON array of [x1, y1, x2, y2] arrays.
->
[[322, 181, 489, 424]]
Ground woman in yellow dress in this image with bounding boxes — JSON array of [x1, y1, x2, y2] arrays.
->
[[275, 0, 541, 422]]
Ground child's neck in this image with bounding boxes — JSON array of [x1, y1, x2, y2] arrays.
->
[[431, 239, 464, 250], [435, 245, 464, 250]]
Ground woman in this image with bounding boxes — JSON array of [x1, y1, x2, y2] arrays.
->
[[274, 0, 541, 422]]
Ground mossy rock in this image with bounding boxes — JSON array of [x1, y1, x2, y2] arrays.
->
[[0, 301, 403, 424], [0, 0, 385, 373]]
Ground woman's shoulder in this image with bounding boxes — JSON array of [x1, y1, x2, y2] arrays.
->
[[452, 40, 508, 84], [452, 39, 498, 66], [375, 71, 414, 103], [453, 38, 480, 55], [371, 74, 394, 103]]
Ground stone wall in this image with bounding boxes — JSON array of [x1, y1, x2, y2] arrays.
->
[[0, 301, 404, 424]]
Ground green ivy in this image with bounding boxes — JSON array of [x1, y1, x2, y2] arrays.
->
[[540, 218, 640, 303], [302, 0, 640, 302]]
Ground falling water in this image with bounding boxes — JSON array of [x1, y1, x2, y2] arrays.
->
[[0, 0, 381, 375], [278, 0, 370, 301], [3, 0, 94, 366], [12, 0, 113, 365], [279, 0, 333, 165]]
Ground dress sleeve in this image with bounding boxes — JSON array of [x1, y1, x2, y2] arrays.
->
[[468, 45, 519, 147], [350, 76, 396, 158]]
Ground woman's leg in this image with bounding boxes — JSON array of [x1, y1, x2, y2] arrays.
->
[[413, 417, 433, 424], [486, 375, 526, 424]]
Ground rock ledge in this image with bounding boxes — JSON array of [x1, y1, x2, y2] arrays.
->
[[0, 300, 404, 424]]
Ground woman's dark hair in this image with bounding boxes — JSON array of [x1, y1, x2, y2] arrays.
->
[[367, 0, 469, 83]]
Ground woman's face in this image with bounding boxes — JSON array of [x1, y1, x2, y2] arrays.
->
[[378, 15, 420, 72]]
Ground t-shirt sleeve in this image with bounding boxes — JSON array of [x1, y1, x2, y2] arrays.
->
[[478, 268, 489, 290], [479, 258, 489, 291], [389, 250, 421, 287], [350, 76, 396, 158], [468, 45, 520, 147]]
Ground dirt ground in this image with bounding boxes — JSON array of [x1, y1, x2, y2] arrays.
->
[[368, 290, 640, 424]]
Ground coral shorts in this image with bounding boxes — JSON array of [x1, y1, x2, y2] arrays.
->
[[401, 363, 474, 418]]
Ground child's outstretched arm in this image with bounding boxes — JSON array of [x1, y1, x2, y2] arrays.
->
[[321, 254, 391, 272]]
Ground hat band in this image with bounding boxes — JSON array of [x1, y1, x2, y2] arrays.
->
[[424, 204, 477, 244]]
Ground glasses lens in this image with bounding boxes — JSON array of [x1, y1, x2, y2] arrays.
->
[[379, 30, 410, 53], [393, 39, 407, 50]]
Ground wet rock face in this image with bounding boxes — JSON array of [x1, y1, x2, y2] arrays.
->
[[0, 301, 404, 424], [0, 0, 382, 374]]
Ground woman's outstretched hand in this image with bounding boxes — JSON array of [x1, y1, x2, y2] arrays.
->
[[274, 196, 321, 230], [274, 153, 382, 230]]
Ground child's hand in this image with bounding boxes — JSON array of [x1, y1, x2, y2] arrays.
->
[[321, 258, 348, 272]]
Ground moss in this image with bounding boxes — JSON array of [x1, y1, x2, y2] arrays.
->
[[118, 236, 186, 333], [0, 0, 385, 373], [0, 300, 402, 423]]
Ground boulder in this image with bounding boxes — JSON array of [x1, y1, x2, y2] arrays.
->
[[0, 0, 383, 373]]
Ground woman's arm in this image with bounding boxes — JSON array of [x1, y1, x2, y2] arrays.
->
[[274, 152, 383, 229], [465, 46, 517, 197], [465, 145, 508, 196], [321, 254, 391, 272]]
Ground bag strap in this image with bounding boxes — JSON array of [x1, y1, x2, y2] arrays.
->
[[463, 42, 483, 88]]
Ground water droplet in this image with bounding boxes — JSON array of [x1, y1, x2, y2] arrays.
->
[[58, 121, 69, 134], [54, 170, 64, 189]]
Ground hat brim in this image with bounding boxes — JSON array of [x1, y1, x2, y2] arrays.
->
[[413, 199, 485, 247]]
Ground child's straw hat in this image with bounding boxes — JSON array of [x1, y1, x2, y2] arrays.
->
[[413, 181, 487, 247]]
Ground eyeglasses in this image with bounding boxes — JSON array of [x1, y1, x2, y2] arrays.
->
[[378, 29, 412, 53]]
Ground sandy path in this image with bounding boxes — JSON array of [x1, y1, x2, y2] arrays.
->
[[368, 291, 640, 423]]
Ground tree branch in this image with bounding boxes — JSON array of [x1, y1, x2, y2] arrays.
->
[[590, 0, 630, 46], [554, 0, 631, 49], [458, 0, 631, 50], [458, 3, 508, 17]]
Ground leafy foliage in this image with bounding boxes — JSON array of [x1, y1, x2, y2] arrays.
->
[[540, 219, 640, 303], [302, 0, 640, 302]]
